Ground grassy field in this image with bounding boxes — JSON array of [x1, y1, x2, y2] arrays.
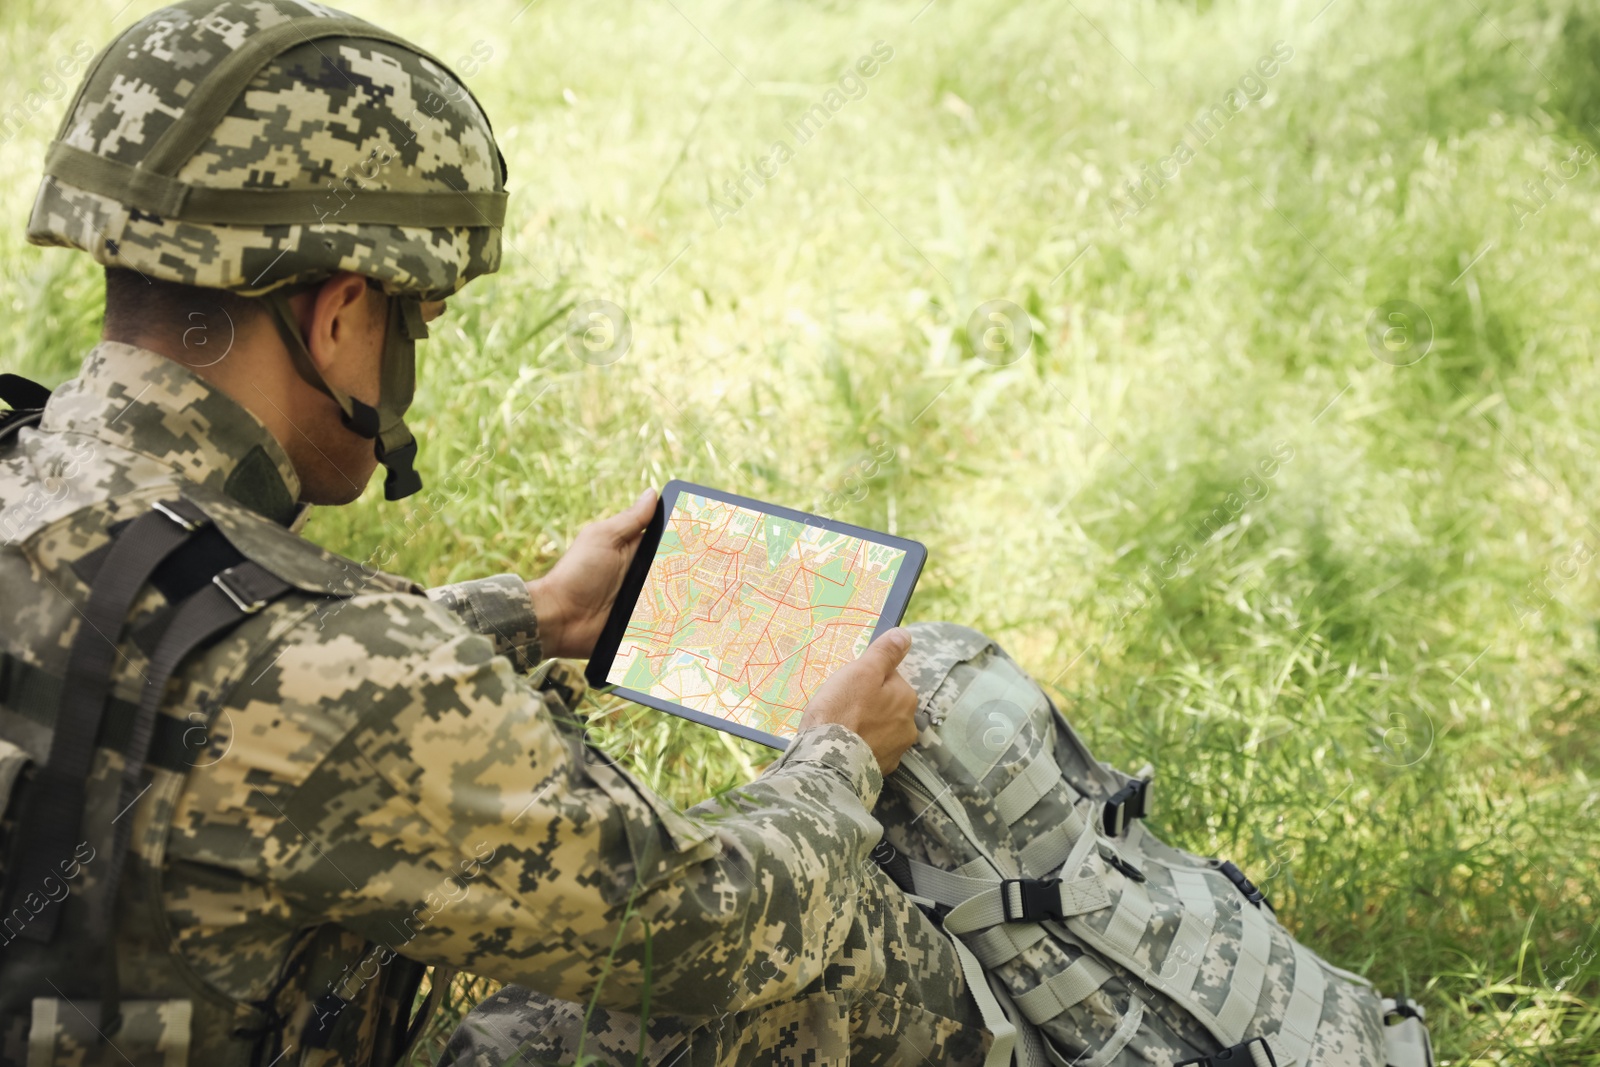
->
[[3, 0, 1599, 1062]]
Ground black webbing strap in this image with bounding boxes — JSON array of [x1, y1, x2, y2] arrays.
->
[[106, 561, 291, 878], [1217, 860, 1274, 912], [98, 561, 293, 1032], [4, 497, 210, 942], [0, 372, 51, 445], [0, 652, 213, 772], [0, 373, 51, 411]]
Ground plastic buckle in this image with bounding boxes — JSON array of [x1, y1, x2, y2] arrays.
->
[[213, 567, 269, 614], [1217, 860, 1273, 911], [1102, 778, 1150, 836], [1000, 877, 1063, 922], [1385, 997, 1426, 1023], [1099, 845, 1148, 883], [1175, 1036, 1278, 1067]]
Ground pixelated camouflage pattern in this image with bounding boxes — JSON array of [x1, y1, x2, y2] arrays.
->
[[443, 856, 992, 1066], [442, 989, 662, 1067], [428, 574, 544, 674], [0, 343, 988, 1066], [27, 0, 504, 300], [22, 999, 192, 1067], [878, 622, 1394, 1067]]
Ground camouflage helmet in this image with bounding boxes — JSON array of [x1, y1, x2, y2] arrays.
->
[[27, 0, 510, 500]]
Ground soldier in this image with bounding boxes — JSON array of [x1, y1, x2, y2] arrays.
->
[[0, 2, 998, 1065]]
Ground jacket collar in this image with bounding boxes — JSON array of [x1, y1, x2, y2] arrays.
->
[[41, 342, 303, 525]]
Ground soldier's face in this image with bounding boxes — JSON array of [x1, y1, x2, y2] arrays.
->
[[187, 274, 450, 506], [298, 291, 449, 504], [283, 274, 391, 505]]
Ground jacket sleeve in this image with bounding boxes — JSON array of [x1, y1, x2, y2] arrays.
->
[[424, 573, 543, 672], [240, 591, 887, 1020]]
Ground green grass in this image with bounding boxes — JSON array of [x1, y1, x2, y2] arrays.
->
[[4, 0, 1599, 1062]]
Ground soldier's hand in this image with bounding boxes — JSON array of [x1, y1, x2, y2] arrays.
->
[[798, 628, 920, 776], [528, 488, 657, 660]]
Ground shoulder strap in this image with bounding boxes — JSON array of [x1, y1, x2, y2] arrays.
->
[[0, 373, 51, 447], [4, 497, 212, 941], [97, 561, 296, 1033], [0, 374, 51, 410], [106, 560, 293, 890], [3, 495, 370, 1058]]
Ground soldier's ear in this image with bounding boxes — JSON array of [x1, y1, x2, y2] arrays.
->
[[302, 271, 380, 373]]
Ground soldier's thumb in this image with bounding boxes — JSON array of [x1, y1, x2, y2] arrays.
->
[[603, 488, 657, 543], [863, 627, 912, 675]]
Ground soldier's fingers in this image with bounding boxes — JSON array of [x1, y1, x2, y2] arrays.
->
[[860, 627, 912, 676], [898, 704, 920, 746], [888, 675, 918, 721]]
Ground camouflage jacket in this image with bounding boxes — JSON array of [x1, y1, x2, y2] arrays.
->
[[0, 344, 889, 1067]]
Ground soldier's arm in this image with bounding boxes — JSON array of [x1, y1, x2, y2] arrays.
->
[[425, 573, 543, 672], [236, 591, 886, 1019]]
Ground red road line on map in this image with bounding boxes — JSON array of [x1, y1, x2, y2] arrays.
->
[[741, 619, 873, 702], [633, 500, 891, 714]]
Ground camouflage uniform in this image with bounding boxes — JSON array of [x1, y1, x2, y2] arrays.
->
[[0, 2, 994, 1064], [0, 343, 993, 1066]]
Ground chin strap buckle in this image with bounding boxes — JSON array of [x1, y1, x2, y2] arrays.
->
[[377, 436, 422, 500], [340, 400, 383, 439]]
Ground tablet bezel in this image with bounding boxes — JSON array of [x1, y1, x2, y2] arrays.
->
[[585, 479, 927, 750]]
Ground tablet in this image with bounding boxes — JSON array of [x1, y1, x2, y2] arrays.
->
[[586, 480, 926, 749]]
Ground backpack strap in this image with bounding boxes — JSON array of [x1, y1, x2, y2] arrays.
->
[[21, 500, 329, 1054], [4, 496, 213, 941], [1381, 997, 1434, 1067], [1275, 943, 1328, 1065], [876, 806, 1011, 1067], [945, 925, 1018, 1067], [107, 559, 292, 877], [1213, 890, 1275, 1045], [0, 373, 51, 447], [1013, 956, 1115, 1030], [97, 561, 295, 1032], [1164, 867, 1220, 996]]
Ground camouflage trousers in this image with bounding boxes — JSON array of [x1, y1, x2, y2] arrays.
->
[[438, 622, 1005, 1067]]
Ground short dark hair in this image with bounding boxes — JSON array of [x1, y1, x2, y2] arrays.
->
[[103, 267, 265, 346]]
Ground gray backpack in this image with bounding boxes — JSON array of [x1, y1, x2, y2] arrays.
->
[[879, 623, 1434, 1067]]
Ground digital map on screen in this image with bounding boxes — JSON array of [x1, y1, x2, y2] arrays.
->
[[609, 493, 907, 738]]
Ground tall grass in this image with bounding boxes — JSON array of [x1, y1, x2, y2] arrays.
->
[[2, 0, 1597, 1062]]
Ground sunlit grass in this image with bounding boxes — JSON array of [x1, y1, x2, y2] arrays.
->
[[3, 0, 1597, 1061]]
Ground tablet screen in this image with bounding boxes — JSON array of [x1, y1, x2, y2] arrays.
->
[[607, 491, 908, 740]]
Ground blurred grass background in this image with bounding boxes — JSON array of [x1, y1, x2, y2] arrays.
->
[[3, 0, 1598, 1062]]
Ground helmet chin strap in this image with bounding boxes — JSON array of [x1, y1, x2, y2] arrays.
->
[[261, 285, 427, 501]]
